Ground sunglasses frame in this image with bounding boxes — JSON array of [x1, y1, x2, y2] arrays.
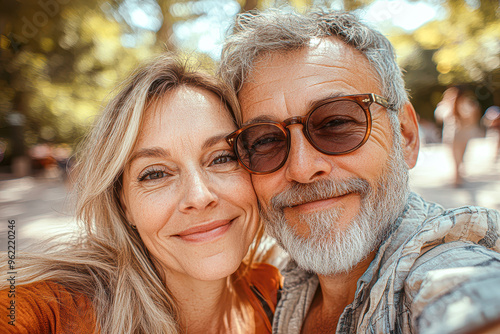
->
[[226, 93, 390, 175]]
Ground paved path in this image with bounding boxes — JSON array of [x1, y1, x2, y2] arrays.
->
[[1, 136, 499, 249], [410, 135, 500, 210], [0, 177, 77, 250]]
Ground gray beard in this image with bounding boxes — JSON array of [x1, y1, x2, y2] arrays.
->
[[259, 145, 410, 276]]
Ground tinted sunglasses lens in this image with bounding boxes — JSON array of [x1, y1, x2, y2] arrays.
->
[[307, 100, 368, 154], [235, 124, 288, 173]]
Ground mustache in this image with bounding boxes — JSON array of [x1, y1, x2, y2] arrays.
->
[[269, 178, 372, 211]]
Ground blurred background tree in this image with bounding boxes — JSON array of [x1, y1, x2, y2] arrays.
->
[[0, 0, 164, 173], [0, 0, 499, 175], [389, 0, 500, 121]]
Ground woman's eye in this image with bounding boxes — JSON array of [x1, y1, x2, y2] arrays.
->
[[211, 153, 237, 166], [138, 169, 170, 182]]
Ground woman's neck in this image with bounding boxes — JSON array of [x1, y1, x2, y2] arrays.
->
[[165, 272, 253, 334]]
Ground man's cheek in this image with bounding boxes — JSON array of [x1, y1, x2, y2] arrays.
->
[[251, 177, 271, 203], [256, 195, 271, 215]]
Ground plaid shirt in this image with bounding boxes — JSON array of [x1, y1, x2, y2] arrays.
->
[[273, 192, 500, 334]]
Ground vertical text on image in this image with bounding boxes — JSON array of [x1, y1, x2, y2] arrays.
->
[[6, 219, 17, 326]]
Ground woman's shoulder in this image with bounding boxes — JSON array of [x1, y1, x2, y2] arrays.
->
[[247, 263, 282, 291], [245, 263, 283, 308], [0, 280, 97, 333], [241, 263, 283, 333], [3, 280, 93, 308]]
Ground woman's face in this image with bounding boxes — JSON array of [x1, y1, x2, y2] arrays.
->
[[121, 86, 259, 282]]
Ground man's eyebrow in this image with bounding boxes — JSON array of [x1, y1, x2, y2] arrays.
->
[[305, 91, 348, 111], [241, 92, 350, 127], [241, 115, 276, 127]]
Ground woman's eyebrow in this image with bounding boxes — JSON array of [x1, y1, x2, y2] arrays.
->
[[129, 147, 170, 165], [202, 133, 230, 150], [129, 134, 229, 166]]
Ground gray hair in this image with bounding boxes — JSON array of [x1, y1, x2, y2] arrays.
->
[[218, 8, 409, 131]]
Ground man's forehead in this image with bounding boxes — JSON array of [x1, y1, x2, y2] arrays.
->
[[238, 37, 380, 119], [245, 37, 361, 83]]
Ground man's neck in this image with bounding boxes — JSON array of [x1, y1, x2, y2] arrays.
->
[[301, 251, 376, 333]]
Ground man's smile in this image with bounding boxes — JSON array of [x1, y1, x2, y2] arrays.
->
[[284, 192, 358, 215]]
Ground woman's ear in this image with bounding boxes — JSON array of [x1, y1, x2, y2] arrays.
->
[[399, 102, 420, 169]]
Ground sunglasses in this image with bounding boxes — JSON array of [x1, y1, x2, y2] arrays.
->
[[226, 93, 390, 175]]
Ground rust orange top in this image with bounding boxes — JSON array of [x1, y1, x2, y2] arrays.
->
[[239, 263, 283, 333], [0, 263, 281, 333], [0, 280, 97, 333]]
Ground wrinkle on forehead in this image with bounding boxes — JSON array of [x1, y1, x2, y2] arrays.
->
[[239, 74, 283, 96], [293, 62, 352, 80], [307, 80, 349, 88], [302, 62, 350, 69], [244, 39, 378, 87], [310, 38, 381, 88], [238, 95, 277, 111]]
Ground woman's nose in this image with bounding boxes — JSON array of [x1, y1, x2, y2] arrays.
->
[[178, 170, 218, 212]]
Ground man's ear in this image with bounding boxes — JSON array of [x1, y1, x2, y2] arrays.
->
[[399, 102, 420, 169]]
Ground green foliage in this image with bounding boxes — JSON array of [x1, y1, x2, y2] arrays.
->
[[0, 0, 162, 160], [386, 0, 500, 120]]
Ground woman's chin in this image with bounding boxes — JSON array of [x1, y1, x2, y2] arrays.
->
[[153, 228, 254, 282], [189, 253, 245, 281]]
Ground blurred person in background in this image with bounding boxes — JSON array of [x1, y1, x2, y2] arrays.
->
[[219, 8, 500, 334], [434, 86, 482, 186], [0, 54, 281, 334], [52, 144, 74, 183], [29, 143, 57, 178], [482, 105, 500, 161]]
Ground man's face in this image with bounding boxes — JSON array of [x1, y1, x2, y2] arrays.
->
[[238, 38, 414, 274]]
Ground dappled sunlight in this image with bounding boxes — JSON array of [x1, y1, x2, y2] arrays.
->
[[361, 0, 441, 31]]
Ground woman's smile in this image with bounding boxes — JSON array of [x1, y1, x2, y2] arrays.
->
[[173, 219, 235, 243]]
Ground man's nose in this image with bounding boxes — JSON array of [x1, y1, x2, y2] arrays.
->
[[178, 170, 218, 212], [284, 125, 332, 183]]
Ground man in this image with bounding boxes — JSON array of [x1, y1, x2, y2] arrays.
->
[[219, 8, 500, 334]]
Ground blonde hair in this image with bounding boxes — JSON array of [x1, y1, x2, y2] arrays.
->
[[3, 54, 264, 333]]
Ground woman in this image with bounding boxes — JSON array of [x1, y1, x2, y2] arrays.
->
[[435, 86, 481, 186], [0, 54, 281, 333]]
